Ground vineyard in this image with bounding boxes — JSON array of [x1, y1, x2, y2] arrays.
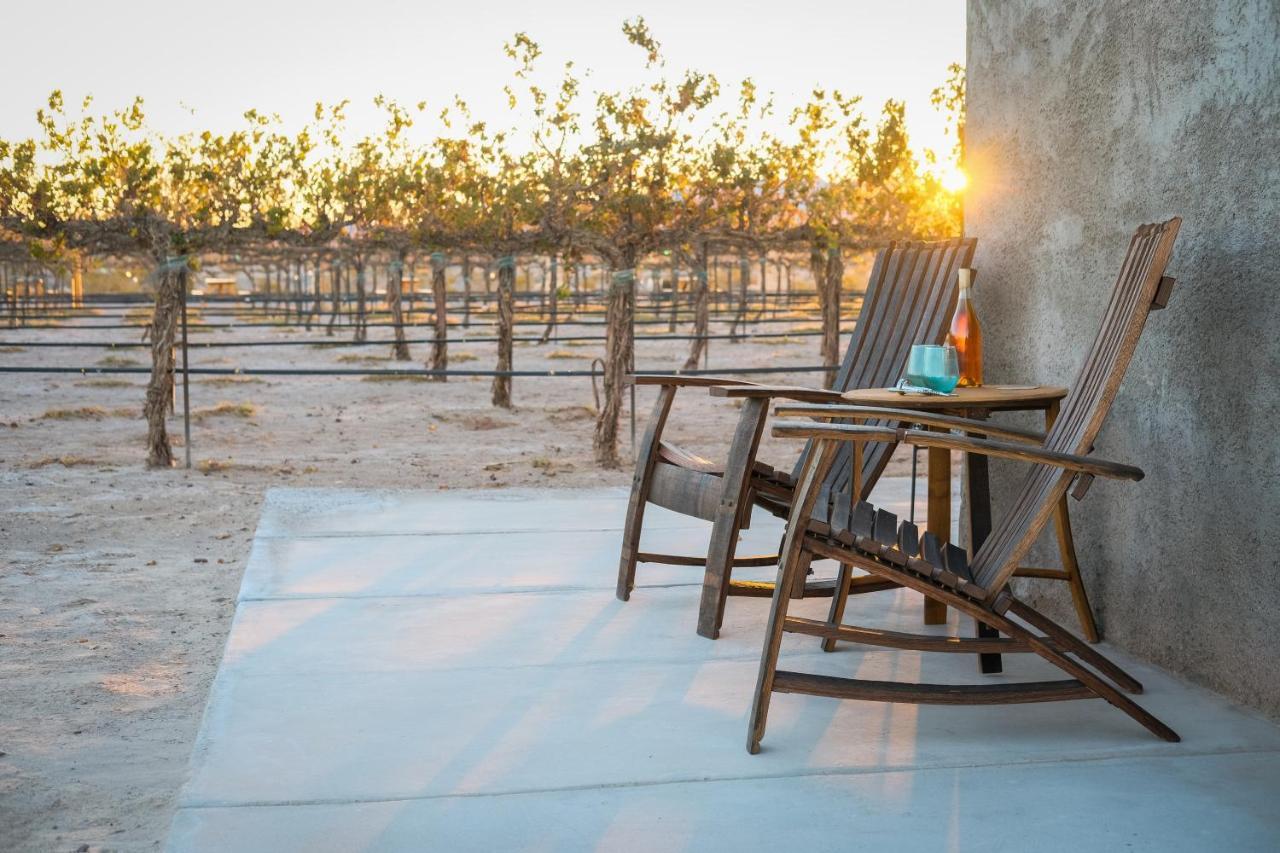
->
[[0, 20, 964, 471]]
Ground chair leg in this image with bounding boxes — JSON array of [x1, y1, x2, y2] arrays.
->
[[1004, 609, 1178, 742], [697, 397, 769, 639], [820, 562, 852, 653], [788, 550, 815, 599], [1053, 497, 1101, 642], [747, 540, 809, 754], [1004, 597, 1141, 693], [698, 504, 746, 638], [616, 386, 676, 602], [748, 441, 840, 753], [897, 578, 1176, 741]]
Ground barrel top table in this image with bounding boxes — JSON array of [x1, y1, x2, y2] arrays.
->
[[841, 384, 1067, 412]]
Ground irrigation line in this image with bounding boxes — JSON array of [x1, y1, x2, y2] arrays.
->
[[2, 313, 859, 331], [10, 294, 861, 324], [10, 291, 830, 311], [48, 292, 830, 310], [14, 296, 808, 317], [53, 294, 819, 306], [17, 295, 839, 315], [0, 329, 829, 349], [0, 364, 829, 378]]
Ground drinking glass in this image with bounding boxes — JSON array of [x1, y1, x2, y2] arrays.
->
[[905, 344, 960, 393]]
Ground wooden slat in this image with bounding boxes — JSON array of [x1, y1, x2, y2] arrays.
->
[[699, 395, 771, 637], [881, 245, 942, 384], [831, 243, 893, 391], [656, 440, 721, 474], [915, 531, 963, 589], [660, 440, 778, 479], [1070, 472, 1095, 501], [617, 384, 679, 601], [872, 509, 898, 546], [728, 580, 784, 597], [846, 574, 902, 594], [850, 501, 875, 539], [728, 578, 840, 598], [636, 551, 779, 568], [786, 427, 1141, 481], [783, 616, 1038, 653], [616, 381, 686, 601], [1014, 567, 1072, 580], [775, 403, 1047, 444], [921, 531, 944, 571], [832, 469, 855, 535], [752, 492, 792, 521], [897, 520, 920, 557], [860, 246, 924, 384], [647, 463, 721, 522], [771, 671, 1094, 705], [750, 477, 792, 502], [944, 543, 972, 581]]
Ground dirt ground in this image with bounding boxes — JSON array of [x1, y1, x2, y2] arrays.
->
[[0, 308, 925, 852]]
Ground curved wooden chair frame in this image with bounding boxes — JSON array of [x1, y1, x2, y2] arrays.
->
[[748, 218, 1183, 751]]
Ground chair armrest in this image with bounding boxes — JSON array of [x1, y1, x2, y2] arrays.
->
[[772, 421, 1143, 481], [774, 403, 1046, 445], [627, 373, 758, 388], [708, 384, 847, 404]]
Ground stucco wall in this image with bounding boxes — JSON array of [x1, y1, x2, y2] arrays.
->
[[965, 1, 1280, 715]]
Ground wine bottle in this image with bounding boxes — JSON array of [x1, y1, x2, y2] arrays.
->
[[948, 267, 983, 387]]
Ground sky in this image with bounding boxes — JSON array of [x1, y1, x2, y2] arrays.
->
[[0, 0, 965, 158]]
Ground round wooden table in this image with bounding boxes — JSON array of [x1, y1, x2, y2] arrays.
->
[[841, 384, 1074, 674], [841, 384, 1067, 413]]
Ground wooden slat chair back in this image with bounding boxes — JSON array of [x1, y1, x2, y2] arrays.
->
[[969, 219, 1181, 595], [798, 239, 976, 535], [748, 218, 1184, 751]]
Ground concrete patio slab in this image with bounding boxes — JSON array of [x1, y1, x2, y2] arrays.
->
[[170, 752, 1280, 852], [168, 484, 1280, 852]]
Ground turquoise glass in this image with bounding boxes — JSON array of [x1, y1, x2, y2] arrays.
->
[[905, 344, 960, 393]]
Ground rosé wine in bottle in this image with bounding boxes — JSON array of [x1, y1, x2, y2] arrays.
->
[[947, 267, 983, 387]]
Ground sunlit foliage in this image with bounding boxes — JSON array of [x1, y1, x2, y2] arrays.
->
[[0, 19, 966, 467]]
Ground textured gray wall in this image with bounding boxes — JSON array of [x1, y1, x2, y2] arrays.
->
[[965, 1, 1280, 715]]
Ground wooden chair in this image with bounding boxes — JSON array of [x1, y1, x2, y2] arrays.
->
[[747, 219, 1183, 752], [617, 239, 977, 639]]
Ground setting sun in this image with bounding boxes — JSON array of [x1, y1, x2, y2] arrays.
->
[[940, 165, 968, 192]]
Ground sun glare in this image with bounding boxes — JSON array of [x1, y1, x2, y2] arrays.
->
[[939, 166, 968, 193]]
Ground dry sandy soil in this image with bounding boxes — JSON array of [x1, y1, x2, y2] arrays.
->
[[0, 308, 922, 851]]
